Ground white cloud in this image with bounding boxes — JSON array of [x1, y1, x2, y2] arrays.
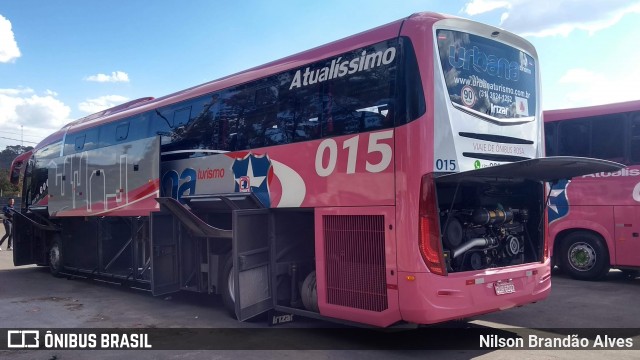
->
[[558, 69, 605, 84], [462, 0, 512, 16], [78, 95, 129, 114], [84, 71, 130, 83], [549, 66, 640, 109], [462, 0, 640, 37], [0, 89, 71, 145], [0, 87, 34, 96], [0, 15, 20, 63]]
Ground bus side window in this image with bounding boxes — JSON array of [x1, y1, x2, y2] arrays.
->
[[278, 84, 322, 142], [173, 107, 192, 127], [544, 122, 557, 156], [217, 86, 258, 151], [99, 122, 117, 148], [116, 122, 130, 141], [591, 115, 624, 163], [75, 135, 86, 151], [23, 159, 34, 207], [400, 37, 426, 125], [630, 116, 640, 165], [558, 119, 590, 157], [128, 113, 151, 143]]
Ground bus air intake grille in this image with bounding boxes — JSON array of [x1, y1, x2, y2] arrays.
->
[[323, 215, 388, 312]]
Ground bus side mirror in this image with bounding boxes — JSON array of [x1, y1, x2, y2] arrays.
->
[[10, 161, 22, 185]]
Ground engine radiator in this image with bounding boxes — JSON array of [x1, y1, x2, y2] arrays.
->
[[323, 215, 388, 312]]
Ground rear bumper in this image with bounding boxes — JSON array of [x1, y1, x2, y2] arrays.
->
[[398, 260, 551, 324]]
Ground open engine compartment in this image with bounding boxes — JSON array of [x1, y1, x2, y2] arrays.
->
[[435, 178, 544, 273]]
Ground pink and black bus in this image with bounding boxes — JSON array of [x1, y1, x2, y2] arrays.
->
[[9, 12, 619, 326], [545, 100, 640, 280]]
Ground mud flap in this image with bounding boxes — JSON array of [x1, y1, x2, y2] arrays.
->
[[233, 209, 273, 321], [12, 213, 36, 266]]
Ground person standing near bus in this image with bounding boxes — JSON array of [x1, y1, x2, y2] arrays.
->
[[0, 198, 14, 251]]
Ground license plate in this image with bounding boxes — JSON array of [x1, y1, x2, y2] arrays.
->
[[494, 280, 516, 295]]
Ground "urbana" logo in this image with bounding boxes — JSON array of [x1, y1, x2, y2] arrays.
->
[[449, 45, 519, 81], [289, 47, 396, 90]]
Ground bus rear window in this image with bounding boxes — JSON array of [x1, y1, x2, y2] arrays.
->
[[436, 29, 537, 121]]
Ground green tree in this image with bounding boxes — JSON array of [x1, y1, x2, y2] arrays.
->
[[0, 145, 32, 169]]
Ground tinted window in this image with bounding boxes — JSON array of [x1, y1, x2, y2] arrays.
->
[[400, 37, 426, 124], [437, 29, 537, 121], [116, 122, 129, 141], [591, 116, 624, 162], [276, 73, 321, 144], [155, 96, 215, 153], [556, 114, 626, 162], [630, 115, 640, 165], [56, 39, 409, 157], [173, 107, 191, 127], [84, 129, 99, 150], [558, 119, 590, 157], [64, 128, 98, 154], [158, 38, 400, 155], [98, 122, 117, 147], [128, 112, 151, 141], [544, 122, 557, 156], [284, 38, 398, 140], [75, 135, 86, 151]]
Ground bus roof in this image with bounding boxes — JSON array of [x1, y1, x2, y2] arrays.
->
[[33, 12, 456, 150], [544, 99, 640, 122]]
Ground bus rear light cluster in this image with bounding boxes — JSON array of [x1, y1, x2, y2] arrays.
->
[[419, 173, 447, 276]]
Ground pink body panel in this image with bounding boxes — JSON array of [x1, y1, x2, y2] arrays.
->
[[546, 102, 640, 268], [398, 261, 550, 324], [544, 100, 640, 122], [614, 206, 640, 266], [394, 15, 437, 274], [306, 13, 548, 325], [548, 166, 640, 267], [257, 129, 396, 208]]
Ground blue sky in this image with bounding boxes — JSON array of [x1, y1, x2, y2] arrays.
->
[[1, 0, 639, 149]]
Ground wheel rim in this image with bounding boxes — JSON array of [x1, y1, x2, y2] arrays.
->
[[568, 242, 597, 272], [227, 266, 235, 303], [50, 245, 60, 272]]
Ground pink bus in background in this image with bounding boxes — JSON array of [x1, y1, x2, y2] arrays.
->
[[545, 100, 640, 280], [9, 12, 619, 327]]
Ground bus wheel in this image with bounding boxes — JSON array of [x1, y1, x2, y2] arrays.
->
[[221, 254, 236, 318], [561, 232, 609, 281], [49, 237, 64, 278]]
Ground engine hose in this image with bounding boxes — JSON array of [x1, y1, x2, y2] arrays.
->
[[452, 237, 496, 259]]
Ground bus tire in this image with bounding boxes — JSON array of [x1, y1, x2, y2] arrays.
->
[[221, 254, 236, 318], [561, 231, 609, 281], [49, 237, 64, 278]]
